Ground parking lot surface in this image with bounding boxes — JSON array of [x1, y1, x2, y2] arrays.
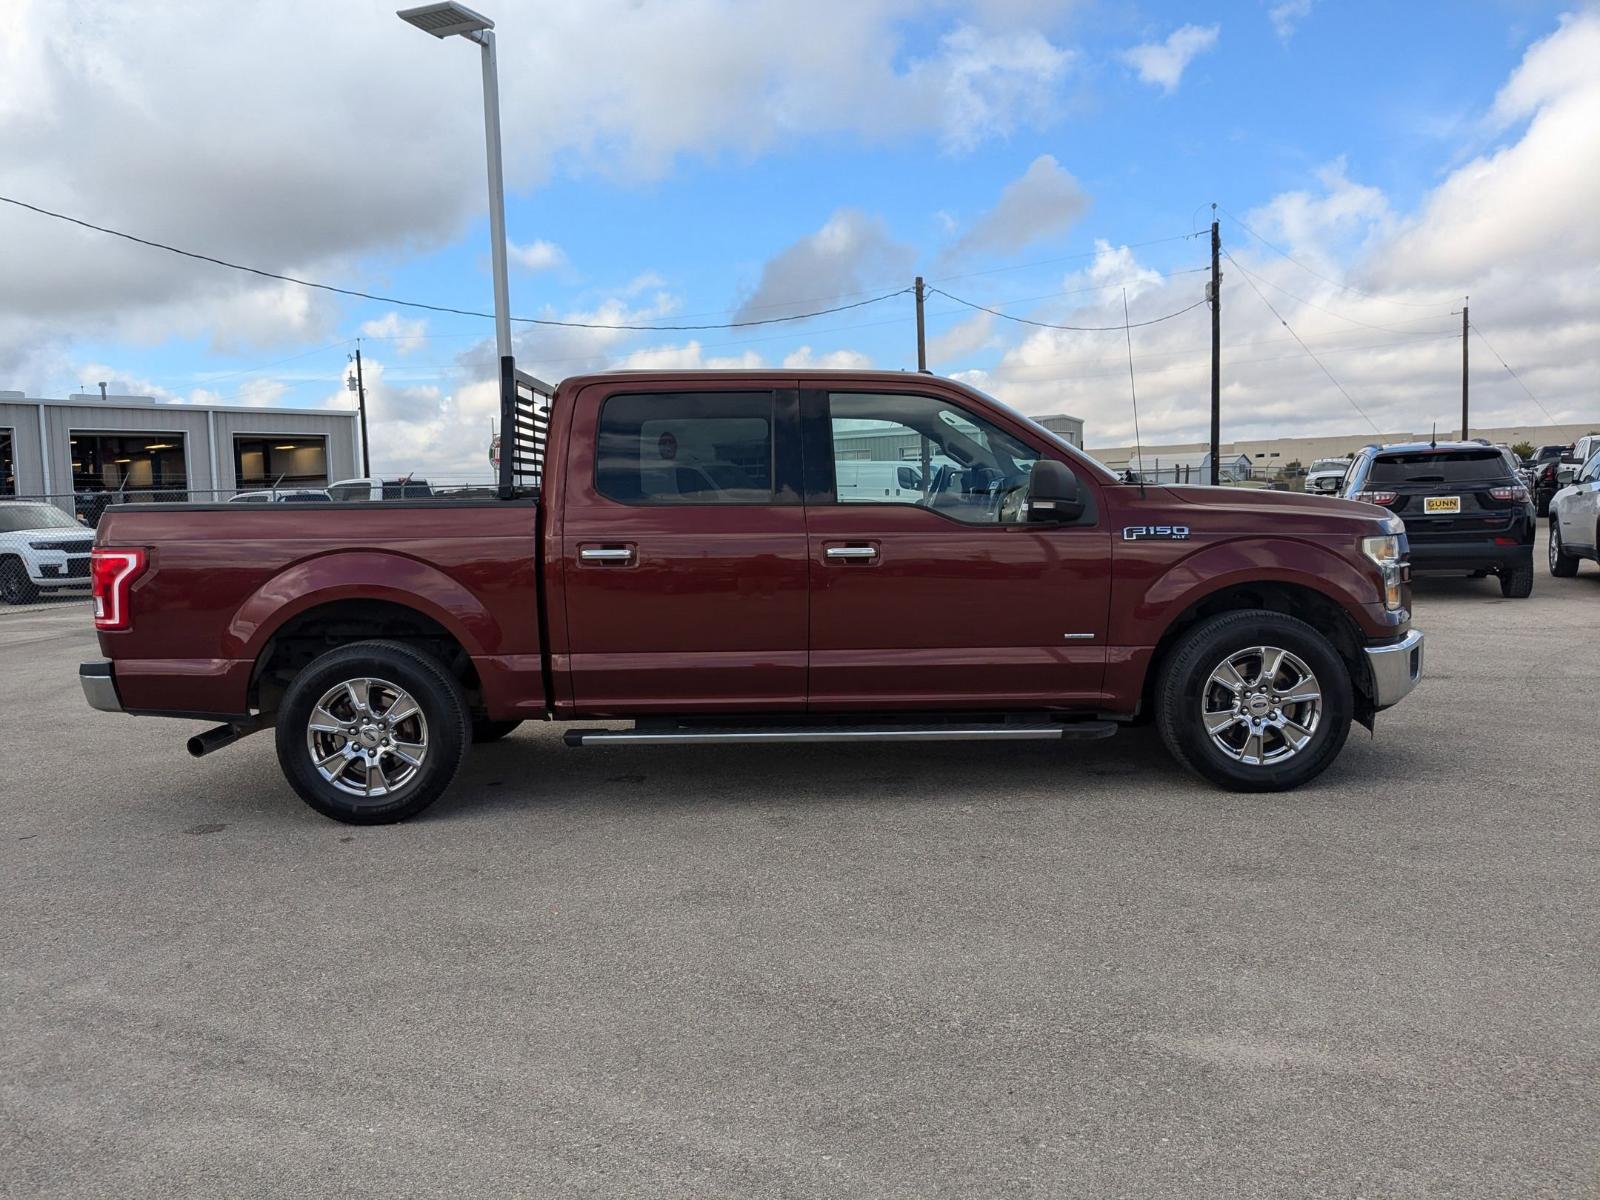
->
[[3, 537, 1597, 1198]]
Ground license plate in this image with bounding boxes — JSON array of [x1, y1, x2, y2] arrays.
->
[[1424, 496, 1461, 514]]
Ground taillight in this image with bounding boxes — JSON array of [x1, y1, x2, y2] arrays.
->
[[1353, 491, 1398, 506], [1540, 465, 1555, 483], [1489, 484, 1528, 501], [91, 548, 147, 631]]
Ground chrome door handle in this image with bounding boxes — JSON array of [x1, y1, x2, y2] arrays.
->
[[580, 547, 635, 563], [826, 545, 878, 560]]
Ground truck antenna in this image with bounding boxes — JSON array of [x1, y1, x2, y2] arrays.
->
[[1123, 288, 1146, 497]]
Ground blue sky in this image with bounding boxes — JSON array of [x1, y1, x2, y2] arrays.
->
[[2, 1, 1594, 474]]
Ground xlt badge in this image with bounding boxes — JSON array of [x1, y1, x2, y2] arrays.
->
[[1123, 525, 1191, 541]]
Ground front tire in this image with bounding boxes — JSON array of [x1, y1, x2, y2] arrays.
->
[[1549, 520, 1579, 577], [1155, 610, 1353, 793], [0, 558, 40, 605], [275, 640, 470, 824], [1499, 560, 1534, 598]]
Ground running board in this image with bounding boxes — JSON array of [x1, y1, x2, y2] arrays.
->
[[563, 721, 1117, 747]]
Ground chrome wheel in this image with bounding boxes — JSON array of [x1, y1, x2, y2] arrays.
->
[[304, 677, 428, 800], [1549, 523, 1561, 571], [1201, 646, 1322, 766]]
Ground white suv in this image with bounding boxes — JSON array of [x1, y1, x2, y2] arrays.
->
[[0, 501, 96, 605], [1304, 458, 1352, 495], [1548, 450, 1600, 577]]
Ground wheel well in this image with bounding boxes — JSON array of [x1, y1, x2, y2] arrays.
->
[[1140, 581, 1376, 729], [251, 600, 481, 716]]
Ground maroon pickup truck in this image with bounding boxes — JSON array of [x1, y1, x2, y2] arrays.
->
[[80, 369, 1423, 823]]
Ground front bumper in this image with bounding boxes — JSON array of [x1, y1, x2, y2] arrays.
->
[[1364, 628, 1424, 710], [80, 659, 125, 713]]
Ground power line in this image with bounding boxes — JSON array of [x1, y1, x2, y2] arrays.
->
[[1222, 247, 1381, 434], [1218, 205, 1440, 309], [0, 193, 908, 331], [928, 286, 1208, 332], [1467, 320, 1561, 424], [1223, 257, 1455, 336]]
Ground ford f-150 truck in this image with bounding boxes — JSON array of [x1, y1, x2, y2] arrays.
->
[[80, 369, 1423, 823]]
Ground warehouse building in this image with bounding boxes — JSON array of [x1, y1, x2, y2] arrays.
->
[[0, 390, 359, 511]]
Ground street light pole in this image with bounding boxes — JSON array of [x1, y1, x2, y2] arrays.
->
[[398, 3, 512, 359], [473, 28, 513, 360]]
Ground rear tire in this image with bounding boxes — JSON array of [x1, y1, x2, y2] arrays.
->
[[0, 558, 40, 605], [471, 718, 523, 744], [1499, 560, 1534, 598], [1549, 520, 1579, 577], [275, 640, 470, 824], [1155, 610, 1353, 793]]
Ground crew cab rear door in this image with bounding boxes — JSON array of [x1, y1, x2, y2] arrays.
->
[[801, 385, 1111, 710], [558, 383, 808, 713]]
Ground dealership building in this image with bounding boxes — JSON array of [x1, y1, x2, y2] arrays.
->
[[0, 390, 360, 507]]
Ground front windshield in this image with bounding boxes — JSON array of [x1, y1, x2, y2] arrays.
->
[[0, 504, 83, 533], [952, 382, 1119, 482], [1311, 460, 1348, 471]]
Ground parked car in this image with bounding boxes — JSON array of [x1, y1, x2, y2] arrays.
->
[[1559, 434, 1600, 489], [228, 488, 333, 503], [1304, 458, 1352, 495], [1527, 444, 1571, 515], [0, 501, 95, 604], [326, 476, 435, 502], [1342, 440, 1535, 597], [1547, 449, 1600, 577], [80, 369, 1424, 823]]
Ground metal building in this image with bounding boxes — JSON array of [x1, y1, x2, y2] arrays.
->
[[0, 390, 359, 512]]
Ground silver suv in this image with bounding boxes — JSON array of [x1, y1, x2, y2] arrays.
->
[[1548, 449, 1600, 577]]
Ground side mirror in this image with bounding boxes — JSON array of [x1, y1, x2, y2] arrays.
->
[[1027, 460, 1084, 522]]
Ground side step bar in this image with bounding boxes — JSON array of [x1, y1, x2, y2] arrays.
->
[[564, 721, 1117, 748]]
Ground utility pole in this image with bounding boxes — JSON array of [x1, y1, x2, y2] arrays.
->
[[914, 276, 927, 372], [354, 343, 371, 478], [1460, 299, 1469, 440], [1209, 208, 1221, 486]]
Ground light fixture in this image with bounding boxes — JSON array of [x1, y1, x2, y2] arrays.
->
[[113, 458, 132, 464], [144, 443, 174, 451], [273, 444, 299, 451], [396, 2, 493, 38]]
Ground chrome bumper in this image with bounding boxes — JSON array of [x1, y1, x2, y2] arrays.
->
[[1364, 628, 1424, 709], [80, 660, 125, 713]]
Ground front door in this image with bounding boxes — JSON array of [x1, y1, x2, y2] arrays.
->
[[560, 385, 808, 714], [803, 387, 1112, 711]]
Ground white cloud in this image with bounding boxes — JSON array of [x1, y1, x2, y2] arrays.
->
[[782, 346, 875, 369], [1268, 0, 1313, 42], [507, 240, 568, 273], [950, 153, 1090, 259], [1119, 24, 1220, 94], [359, 313, 428, 355], [927, 312, 997, 365], [733, 210, 915, 323], [925, 26, 1075, 153]]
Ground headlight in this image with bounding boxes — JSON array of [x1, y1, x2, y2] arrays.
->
[[1362, 533, 1406, 611]]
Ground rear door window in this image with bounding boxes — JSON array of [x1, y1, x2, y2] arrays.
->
[[596, 391, 775, 505], [1367, 450, 1511, 485]]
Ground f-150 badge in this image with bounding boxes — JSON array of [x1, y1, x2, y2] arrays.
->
[[1122, 525, 1191, 541]]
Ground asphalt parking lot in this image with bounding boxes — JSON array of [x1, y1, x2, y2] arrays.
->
[[3, 533, 1597, 1199]]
